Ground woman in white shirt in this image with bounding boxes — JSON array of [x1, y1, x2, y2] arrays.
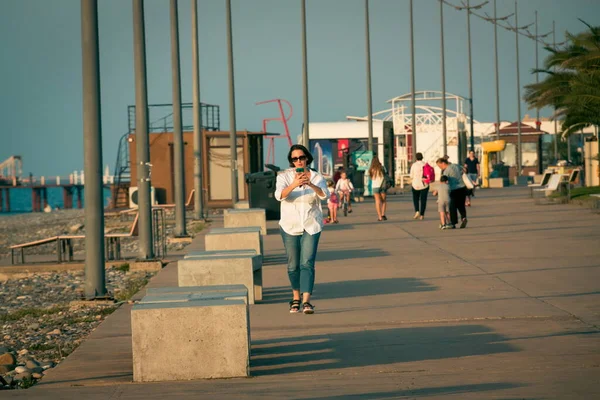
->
[[275, 144, 329, 314]]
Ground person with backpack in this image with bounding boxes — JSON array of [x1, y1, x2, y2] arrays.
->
[[410, 152, 434, 220]]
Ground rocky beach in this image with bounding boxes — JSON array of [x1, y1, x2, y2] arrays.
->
[[0, 208, 210, 389]]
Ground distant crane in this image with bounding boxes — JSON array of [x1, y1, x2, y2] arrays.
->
[[256, 99, 293, 167]]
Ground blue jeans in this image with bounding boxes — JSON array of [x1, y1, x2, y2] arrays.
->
[[280, 229, 321, 295]]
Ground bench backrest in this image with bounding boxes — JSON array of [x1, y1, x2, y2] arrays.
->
[[129, 213, 140, 236], [568, 169, 580, 183], [546, 174, 562, 191], [186, 189, 195, 207], [539, 172, 552, 186]]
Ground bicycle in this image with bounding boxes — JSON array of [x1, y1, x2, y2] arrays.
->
[[340, 190, 350, 217]]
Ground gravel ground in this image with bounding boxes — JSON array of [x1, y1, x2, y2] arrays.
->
[[0, 207, 215, 390], [0, 268, 155, 389]]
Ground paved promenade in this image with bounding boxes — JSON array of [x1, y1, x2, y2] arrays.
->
[[4, 187, 600, 399]]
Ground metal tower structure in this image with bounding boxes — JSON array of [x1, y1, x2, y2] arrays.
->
[[256, 99, 293, 166]]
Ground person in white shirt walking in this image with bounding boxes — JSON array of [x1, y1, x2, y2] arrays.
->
[[409, 152, 431, 220], [275, 144, 329, 314]]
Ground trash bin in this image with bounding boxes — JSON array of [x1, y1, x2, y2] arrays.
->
[[245, 170, 281, 221]]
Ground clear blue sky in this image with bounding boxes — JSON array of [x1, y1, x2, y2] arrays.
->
[[1, 0, 597, 175]]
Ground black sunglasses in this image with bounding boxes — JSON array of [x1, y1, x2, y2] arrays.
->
[[291, 156, 307, 162]]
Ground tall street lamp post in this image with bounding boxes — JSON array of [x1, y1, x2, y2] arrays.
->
[[191, 0, 205, 220], [169, 0, 187, 236], [481, 0, 513, 140], [525, 12, 551, 132], [226, 0, 238, 204], [439, 0, 447, 157], [409, 0, 417, 162], [451, 0, 489, 152], [507, 1, 532, 178], [81, 0, 107, 299], [301, 0, 310, 146], [132, 0, 154, 258], [365, 0, 374, 152]]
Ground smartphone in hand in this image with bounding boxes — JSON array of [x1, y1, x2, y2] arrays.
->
[[296, 168, 306, 188]]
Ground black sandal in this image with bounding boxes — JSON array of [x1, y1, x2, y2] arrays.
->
[[289, 300, 301, 313], [302, 302, 315, 314]]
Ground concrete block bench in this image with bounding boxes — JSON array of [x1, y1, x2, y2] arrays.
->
[[131, 299, 250, 381], [204, 227, 263, 256], [223, 208, 267, 235], [178, 253, 262, 303]]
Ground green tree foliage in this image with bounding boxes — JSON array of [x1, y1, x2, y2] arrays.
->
[[524, 20, 600, 137]]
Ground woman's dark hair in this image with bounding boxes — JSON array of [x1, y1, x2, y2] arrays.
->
[[287, 144, 314, 167]]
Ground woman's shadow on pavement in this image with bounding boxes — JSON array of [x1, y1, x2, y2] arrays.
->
[[250, 324, 519, 377], [260, 277, 436, 303]]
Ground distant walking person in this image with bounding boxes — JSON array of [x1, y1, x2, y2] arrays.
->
[[436, 157, 468, 229], [326, 180, 339, 223], [275, 144, 329, 314], [369, 155, 388, 221], [409, 152, 433, 220], [464, 150, 480, 206], [436, 175, 451, 229]]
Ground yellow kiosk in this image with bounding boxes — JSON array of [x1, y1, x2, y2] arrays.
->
[[481, 140, 506, 188]]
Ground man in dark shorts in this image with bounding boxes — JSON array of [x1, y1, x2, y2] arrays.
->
[[463, 150, 480, 206]]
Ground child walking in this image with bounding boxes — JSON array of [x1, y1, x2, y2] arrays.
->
[[437, 175, 451, 229], [327, 180, 339, 224]]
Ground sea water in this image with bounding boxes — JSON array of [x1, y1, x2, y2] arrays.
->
[[0, 187, 112, 214]]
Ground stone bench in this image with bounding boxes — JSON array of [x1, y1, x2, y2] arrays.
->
[[204, 227, 263, 256], [223, 208, 267, 235], [178, 253, 262, 303], [131, 299, 250, 381]]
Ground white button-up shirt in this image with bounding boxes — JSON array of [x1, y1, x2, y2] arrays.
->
[[410, 160, 428, 190], [275, 168, 330, 236]]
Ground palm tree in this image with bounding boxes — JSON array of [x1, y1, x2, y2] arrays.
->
[[524, 20, 600, 137]]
